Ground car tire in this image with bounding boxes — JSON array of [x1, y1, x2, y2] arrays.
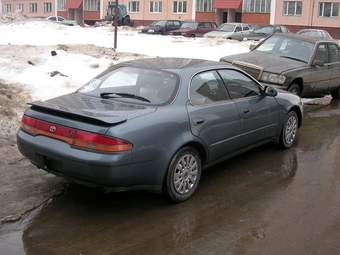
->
[[189, 34, 195, 38], [122, 17, 131, 26], [164, 147, 202, 202], [158, 31, 164, 35], [288, 84, 300, 96], [331, 85, 340, 99], [278, 111, 298, 149]]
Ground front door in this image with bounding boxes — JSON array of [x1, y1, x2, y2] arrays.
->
[[218, 69, 279, 149]]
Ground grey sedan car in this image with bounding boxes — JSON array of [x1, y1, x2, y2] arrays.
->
[[17, 58, 303, 202], [221, 33, 340, 98]]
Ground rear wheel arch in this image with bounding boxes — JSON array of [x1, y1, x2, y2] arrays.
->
[[163, 143, 206, 202]]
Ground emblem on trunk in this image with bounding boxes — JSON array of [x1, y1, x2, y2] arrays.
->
[[50, 126, 56, 133]]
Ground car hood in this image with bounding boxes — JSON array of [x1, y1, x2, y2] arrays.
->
[[28, 93, 156, 124], [245, 33, 270, 40], [171, 28, 194, 33], [220, 51, 306, 73], [205, 31, 233, 37]]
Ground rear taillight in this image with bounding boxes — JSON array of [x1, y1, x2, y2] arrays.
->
[[20, 115, 133, 152]]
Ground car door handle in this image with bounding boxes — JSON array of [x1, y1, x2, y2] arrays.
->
[[241, 109, 250, 114], [193, 118, 205, 125]]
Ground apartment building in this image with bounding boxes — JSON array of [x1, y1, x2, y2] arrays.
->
[[1, 0, 339, 38]]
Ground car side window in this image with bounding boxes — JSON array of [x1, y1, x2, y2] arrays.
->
[[217, 69, 261, 99], [167, 21, 174, 27], [205, 22, 212, 28], [315, 44, 329, 63], [198, 22, 204, 29], [189, 71, 230, 105], [235, 25, 241, 32], [242, 24, 249, 31], [329, 43, 340, 63], [174, 21, 181, 28], [274, 27, 281, 33]]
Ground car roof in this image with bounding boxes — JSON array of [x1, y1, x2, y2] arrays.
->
[[268, 32, 335, 43], [114, 57, 232, 72]]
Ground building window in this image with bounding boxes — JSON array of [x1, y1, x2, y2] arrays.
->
[[58, 0, 67, 11], [17, 3, 24, 11], [283, 1, 302, 16], [196, 0, 214, 12], [5, 4, 11, 12], [44, 2, 52, 12], [319, 2, 339, 18], [84, 0, 100, 11], [244, 0, 271, 13], [173, 1, 187, 13], [128, 1, 139, 12], [150, 1, 162, 13], [30, 3, 38, 13]]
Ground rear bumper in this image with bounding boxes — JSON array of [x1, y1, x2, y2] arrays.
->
[[16, 130, 165, 192]]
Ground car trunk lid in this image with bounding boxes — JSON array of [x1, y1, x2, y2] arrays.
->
[[28, 93, 156, 125]]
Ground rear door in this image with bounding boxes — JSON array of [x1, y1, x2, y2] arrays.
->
[[187, 70, 241, 163]]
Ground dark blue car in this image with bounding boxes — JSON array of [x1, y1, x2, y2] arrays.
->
[[140, 20, 182, 35]]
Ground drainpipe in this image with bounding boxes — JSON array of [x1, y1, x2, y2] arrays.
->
[[310, 0, 315, 27], [270, 0, 276, 24]]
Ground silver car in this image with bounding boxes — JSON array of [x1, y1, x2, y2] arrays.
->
[[204, 22, 252, 41], [17, 58, 303, 202]]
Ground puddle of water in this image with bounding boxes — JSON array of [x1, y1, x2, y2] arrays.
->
[[0, 203, 45, 255]]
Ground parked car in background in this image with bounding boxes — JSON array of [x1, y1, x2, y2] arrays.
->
[[17, 57, 303, 202], [139, 20, 182, 35], [297, 29, 333, 39], [220, 33, 340, 98], [203, 22, 252, 41], [46, 16, 77, 26], [243, 25, 290, 41], [169, 21, 217, 37]]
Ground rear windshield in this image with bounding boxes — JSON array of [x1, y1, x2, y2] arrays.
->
[[77, 67, 180, 106]]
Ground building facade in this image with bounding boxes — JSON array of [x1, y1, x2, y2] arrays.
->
[[1, 0, 339, 38], [273, 0, 340, 38]]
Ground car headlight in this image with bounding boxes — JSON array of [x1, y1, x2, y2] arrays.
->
[[148, 29, 154, 33], [243, 37, 248, 41], [261, 72, 286, 84]]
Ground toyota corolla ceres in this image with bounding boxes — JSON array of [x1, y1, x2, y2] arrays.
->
[[17, 58, 303, 202]]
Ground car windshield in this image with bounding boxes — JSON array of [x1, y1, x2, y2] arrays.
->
[[253, 26, 274, 34], [149, 20, 166, 26], [216, 24, 236, 32], [180, 23, 198, 29], [254, 35, 315, 63], [77, 67, 179, 106]]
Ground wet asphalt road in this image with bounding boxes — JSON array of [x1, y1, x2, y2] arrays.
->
[[1, 100, 340, 255]]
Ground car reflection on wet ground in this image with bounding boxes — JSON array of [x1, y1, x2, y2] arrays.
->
[[1, 100, 340, 254]]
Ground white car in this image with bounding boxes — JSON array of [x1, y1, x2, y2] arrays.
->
[[46, 16, 77, 26], [203, 23, 252, 41]]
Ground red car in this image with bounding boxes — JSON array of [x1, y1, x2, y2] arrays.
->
[[169, 21, 217, 38]]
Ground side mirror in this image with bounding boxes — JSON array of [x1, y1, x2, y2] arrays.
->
[[262, 86, 278, 97], [313, 60, 325, 67]]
